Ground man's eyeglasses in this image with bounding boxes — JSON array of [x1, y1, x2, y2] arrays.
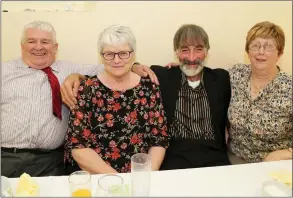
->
[[248, 43, 277, 52], [101, 51, 133, 60]]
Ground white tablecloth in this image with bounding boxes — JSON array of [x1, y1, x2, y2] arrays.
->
[[7, 160, 292, 196]]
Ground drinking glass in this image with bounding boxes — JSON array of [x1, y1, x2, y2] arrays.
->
[[68, 171, 92, 197], [1, 176, 13, 197], [131, 153, 152, 196], [95, 174, 124, 197]]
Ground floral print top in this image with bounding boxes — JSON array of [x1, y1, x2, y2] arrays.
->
[[228, 63, 292, 163], [64, 76, 169, 173]]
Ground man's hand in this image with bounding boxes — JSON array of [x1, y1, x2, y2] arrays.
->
[[132, 63, 159, 85], [60, 73, 85, 110], [165, 62, 179, 68], [263, 149, 292, 162]]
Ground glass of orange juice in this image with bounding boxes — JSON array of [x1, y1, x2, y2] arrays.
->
[[69, 171, 92, 197]]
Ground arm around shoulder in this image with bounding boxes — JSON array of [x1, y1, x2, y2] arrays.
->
[[61, 73, 88, 109]]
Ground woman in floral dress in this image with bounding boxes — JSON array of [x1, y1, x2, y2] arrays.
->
[[64, 25, 169, 174], [227, 21, 292, 164]]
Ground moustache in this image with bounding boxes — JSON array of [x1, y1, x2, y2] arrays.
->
[[181, 58, 203, 66]]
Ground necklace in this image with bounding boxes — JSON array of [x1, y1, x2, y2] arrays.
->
[[250, 76, 262, 95], [251, 81, 261, 94], [250, 74, 276, 94], [250, 67, 279, 97]]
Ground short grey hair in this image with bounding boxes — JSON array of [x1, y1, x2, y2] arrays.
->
[[97, 25, 136, 53], [20, 20, 57, 44]]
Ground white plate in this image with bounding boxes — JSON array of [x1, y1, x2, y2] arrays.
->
[[1, 176, 14, 197], [258, 180, 292, 197]]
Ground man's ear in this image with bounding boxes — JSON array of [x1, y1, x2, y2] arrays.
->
[[175, 50, 181, 61], [175, 50, 179, 57], [21, 44, 24, 53], [202, 49, 209, 61], [173, 50, 180, 63], [54, 43, 59, 54], [205, 50, 209, 58]]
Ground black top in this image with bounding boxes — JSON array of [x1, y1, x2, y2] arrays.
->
[[150, 65, 231, 169]]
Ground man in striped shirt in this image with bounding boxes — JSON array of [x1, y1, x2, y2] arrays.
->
[[151, 24, 231, 169], [1, 21, 106, 177], [62, 24, 231, 170]]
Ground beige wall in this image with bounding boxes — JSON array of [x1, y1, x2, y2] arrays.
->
[[2, 1, 292, 74]]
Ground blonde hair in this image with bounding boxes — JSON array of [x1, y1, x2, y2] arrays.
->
[[245, 21, 285, 55]]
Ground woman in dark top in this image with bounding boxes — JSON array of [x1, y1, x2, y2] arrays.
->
[[64, 25, 169, 174]]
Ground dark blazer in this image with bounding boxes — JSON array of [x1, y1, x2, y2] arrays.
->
[[150, 65, 231, 169]]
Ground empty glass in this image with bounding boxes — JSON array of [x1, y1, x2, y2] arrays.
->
[[95, 174, 124, 197], [68, 171, 92, 197], [1, 176, 13, 197], [131, 153, 152, 196]]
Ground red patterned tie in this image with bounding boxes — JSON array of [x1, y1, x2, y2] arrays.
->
[[42, 67, 62, 120]]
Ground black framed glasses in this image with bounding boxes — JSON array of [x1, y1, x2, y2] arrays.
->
[[101, 51, 133, 60], [248, 43, 277, 52]]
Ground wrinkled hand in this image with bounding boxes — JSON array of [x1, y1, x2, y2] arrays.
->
[[263, 149, 292, 162], [60, 73, 82, 110], [132, 64, 159, 85], [165, 62, 179, 68]]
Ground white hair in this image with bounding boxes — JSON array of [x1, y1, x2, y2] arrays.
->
[[20, 20, 57, 44], [97, 24, 136, 53]]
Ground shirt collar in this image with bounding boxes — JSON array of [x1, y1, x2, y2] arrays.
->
[[50, 61, 60, 72], [181, 69, 205, 87], [17, 58, 59, 72]]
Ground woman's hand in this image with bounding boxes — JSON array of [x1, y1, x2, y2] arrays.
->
[[148, 146, 166, 171], [263, 149, 292, 162]]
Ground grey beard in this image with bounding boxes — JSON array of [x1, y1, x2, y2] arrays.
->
[[180, 64, 204, 77]]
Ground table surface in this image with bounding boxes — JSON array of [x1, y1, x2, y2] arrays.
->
[[8, 160, 292, 197]]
